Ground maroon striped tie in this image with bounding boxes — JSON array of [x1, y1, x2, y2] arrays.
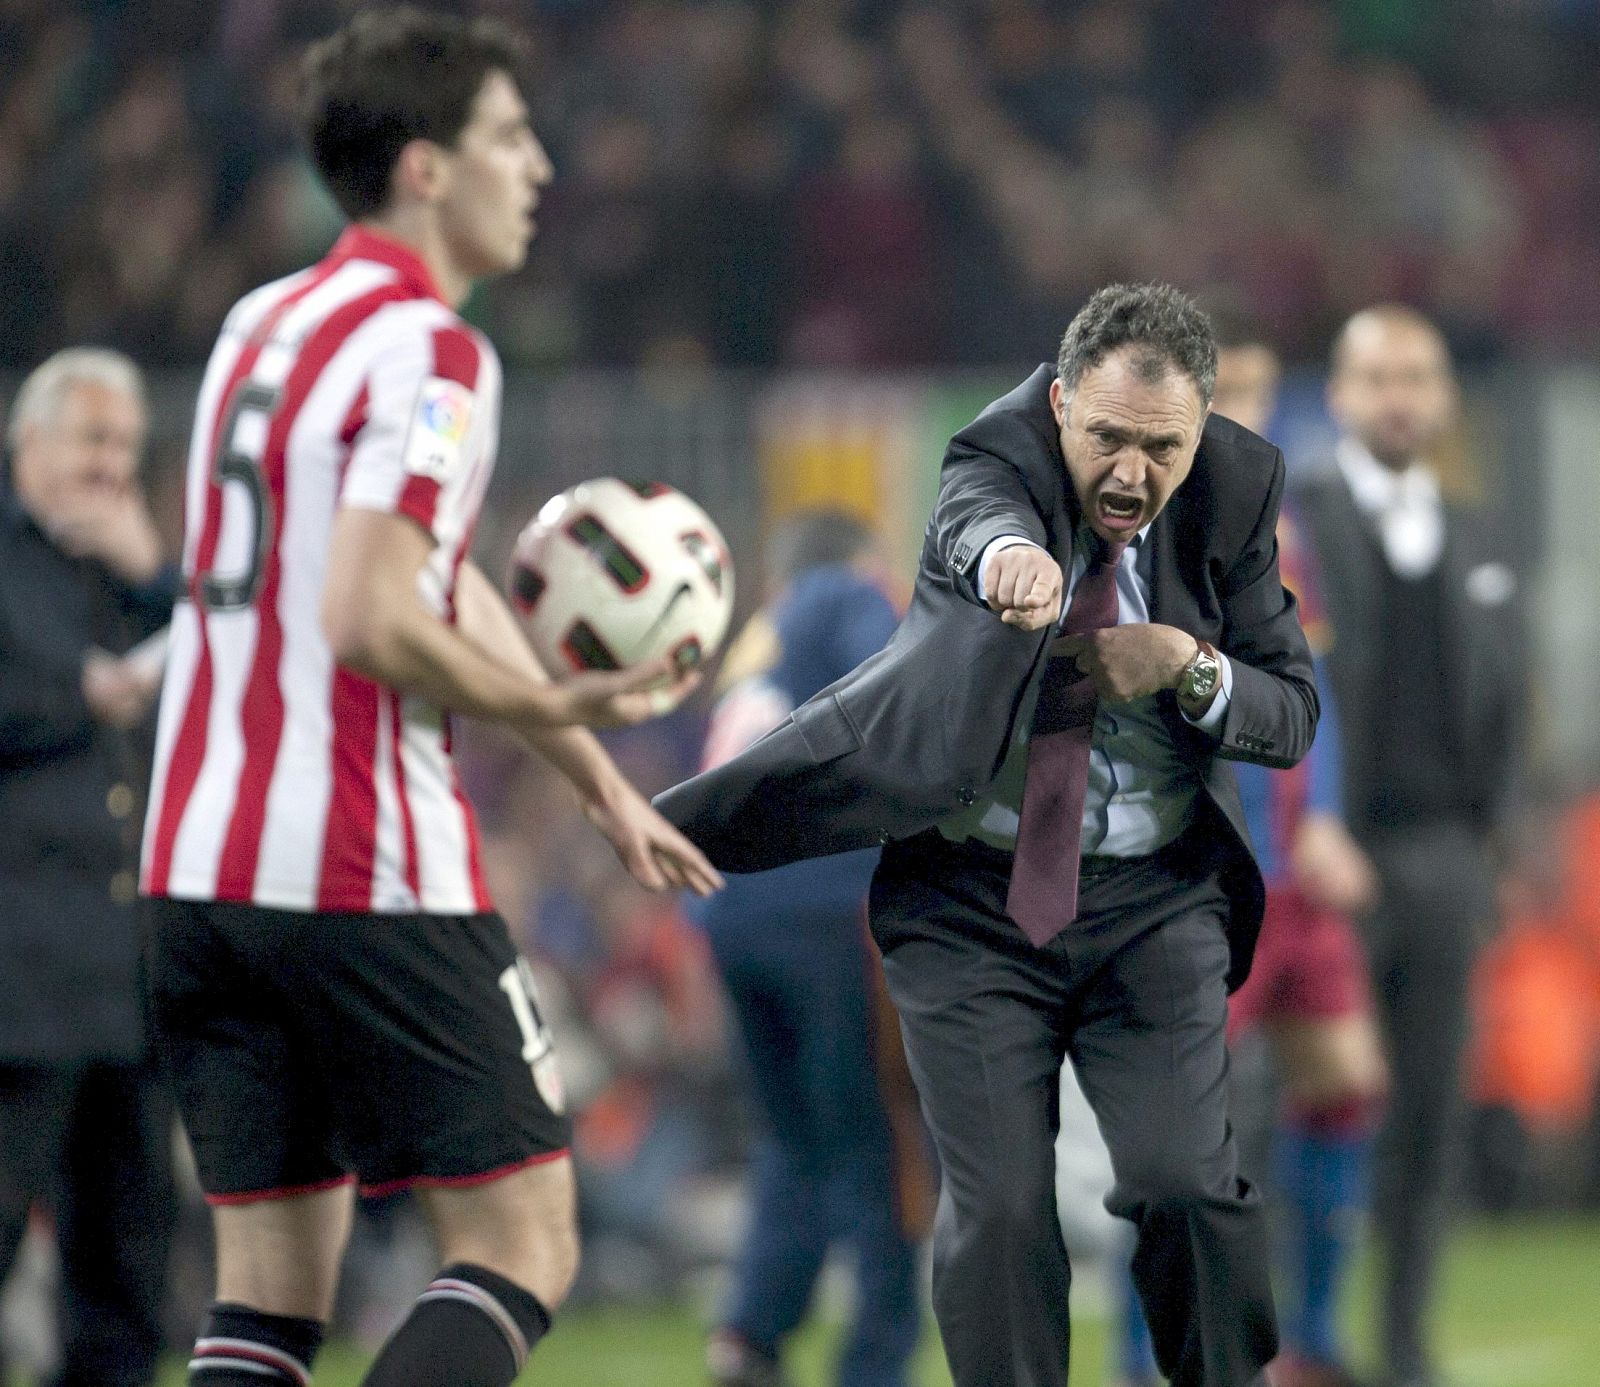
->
[[1005, 538, 1127, 946]]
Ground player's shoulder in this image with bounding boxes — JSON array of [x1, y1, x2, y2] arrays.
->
[[221, 255, 495, 373], [218, 266, 323, 342], [350, 298, 498, 385]]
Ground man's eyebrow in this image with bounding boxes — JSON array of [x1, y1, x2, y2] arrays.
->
[[1085, 418, 1184, 448]]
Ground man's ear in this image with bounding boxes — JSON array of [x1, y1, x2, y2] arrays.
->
[[1048, 375, 1067, 427], [391, 139, 447, 205]]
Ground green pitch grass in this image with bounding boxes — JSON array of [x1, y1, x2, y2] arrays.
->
[[72, 1216, 1600, 1386]]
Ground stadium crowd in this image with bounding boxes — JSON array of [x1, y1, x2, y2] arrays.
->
[[2, 0, 1600, 375]]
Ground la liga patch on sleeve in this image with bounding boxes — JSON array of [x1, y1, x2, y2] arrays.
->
[[403, 376, 475, 482]]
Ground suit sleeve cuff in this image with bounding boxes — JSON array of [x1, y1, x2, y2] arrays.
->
[[1181, 651, 1233, 735], [975, 535, 1042, 603]]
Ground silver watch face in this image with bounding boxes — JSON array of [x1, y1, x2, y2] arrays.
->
[[1186, 654, 1219, 698]]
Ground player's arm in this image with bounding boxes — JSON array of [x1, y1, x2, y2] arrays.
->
[[1290, 659, 1376, 913], [450, 559, 723, 896], [322, 507, 694, 736]]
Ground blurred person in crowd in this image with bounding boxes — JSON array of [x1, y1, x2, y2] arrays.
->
[[136, 10, 720, 1387], [1114, 321, 1387, 1387], [1294, 306, 1528, 1387], [0, 348, 178, 1387], [1467, 797, 1600, 1212], [568, 872, 731, 1300], [688, 508, 927, 1387], [661, 284, 1320, 1387]]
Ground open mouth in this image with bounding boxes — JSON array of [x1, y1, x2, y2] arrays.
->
[[1098, 492, 1144, 530]]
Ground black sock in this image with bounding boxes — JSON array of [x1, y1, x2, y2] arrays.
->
[[189, 1302, 324, 1385], [361, 1261, 552, 1387]]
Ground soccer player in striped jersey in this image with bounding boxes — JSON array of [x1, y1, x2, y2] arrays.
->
[[140, 10, 722, 1386]]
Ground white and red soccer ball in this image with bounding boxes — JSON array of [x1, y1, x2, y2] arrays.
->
[[509, 478, 735, 677]]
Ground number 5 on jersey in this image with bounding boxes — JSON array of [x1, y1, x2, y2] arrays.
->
[[202, 380, 280, 612]]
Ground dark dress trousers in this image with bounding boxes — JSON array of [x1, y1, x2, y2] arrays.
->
[[658, 367, 1317, 1387], [1295, 465, 1527, 1383], [0, 493, 177, 1387]]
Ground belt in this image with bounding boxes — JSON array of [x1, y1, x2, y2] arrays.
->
[[921, 830, 1146, 878]]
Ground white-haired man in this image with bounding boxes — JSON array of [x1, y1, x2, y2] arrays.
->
[[1, 346, 178, 1387]]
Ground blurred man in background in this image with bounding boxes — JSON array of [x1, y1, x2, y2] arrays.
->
[[691, 508, 927, 1387], [0, 347, 178, 1387], [1296, 307, 1528, 1387], [1212, 325, 1386, 1387]]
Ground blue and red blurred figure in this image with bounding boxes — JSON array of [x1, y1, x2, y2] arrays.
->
[[688, 509, 930, 1387], [1118, 332, 1386, 1387]]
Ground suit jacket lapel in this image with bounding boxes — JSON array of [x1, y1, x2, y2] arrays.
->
[[1431, 517, 1482, 751]]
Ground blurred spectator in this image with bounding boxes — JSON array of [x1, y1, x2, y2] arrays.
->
[[465, 718, 739, 1304], [1467, 796, 1600, 1211], [0, 348, 178, 1387], [689, 509, 929, 1387]]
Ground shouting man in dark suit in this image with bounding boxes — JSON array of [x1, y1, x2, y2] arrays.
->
[[658, 284, 1318, 1387], [1296, 307, 1528, 1387]]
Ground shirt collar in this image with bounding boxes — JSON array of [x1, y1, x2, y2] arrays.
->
[[1074, 520, 1151, 558], [326, 225, 447, 303], [1336, 436, 1439, 517]]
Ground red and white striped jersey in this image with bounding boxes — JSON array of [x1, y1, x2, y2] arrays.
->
[[141, 227, 501, 915]]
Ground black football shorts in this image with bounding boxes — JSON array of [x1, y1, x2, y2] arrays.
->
[[145, 897, 571, 1204]]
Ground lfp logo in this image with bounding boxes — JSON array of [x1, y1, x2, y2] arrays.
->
[[422, 386, 470, 444]]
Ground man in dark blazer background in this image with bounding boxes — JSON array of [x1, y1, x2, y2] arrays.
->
[[1295, 306, 1528, 1387], [0, 348, 178, 1387], [659, 283, 1319, 1387]]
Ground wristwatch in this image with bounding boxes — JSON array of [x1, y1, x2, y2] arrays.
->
[[1176, 638, 1222, 711]]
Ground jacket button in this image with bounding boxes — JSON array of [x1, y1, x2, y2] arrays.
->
[[877, 831, 891, 845], [957, 786, 975, 805], [107, 783, 135, 818], [110, 870, 137, 906]]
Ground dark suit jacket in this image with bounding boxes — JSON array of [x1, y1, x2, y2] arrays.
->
[[658, 367, 1318, 986], [0, 492, 177, 1061], [1293, 464, 1527, 842]]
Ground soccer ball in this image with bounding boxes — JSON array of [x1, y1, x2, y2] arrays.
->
[[509, 478, 735, 677]]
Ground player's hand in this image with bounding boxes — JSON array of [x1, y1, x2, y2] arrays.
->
[[49, 487, 163, 583], [82, 647, 162, 727], [1051, 623, 1194, 703], [553, 655, 701, 729], [581, 778, 725, 897], [1291, 812, 1378, 914], [984, 545, 1063, 630]]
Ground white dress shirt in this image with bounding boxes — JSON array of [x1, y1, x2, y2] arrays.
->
[[1336, 437, 1444, 578], [940, 528, 1233, 857]]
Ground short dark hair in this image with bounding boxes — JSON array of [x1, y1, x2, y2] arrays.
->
[[767, 508, 876, 588], [300, 6, 529, 220], [1202, 303, 1271, 355], [1056, 283, 1218, 406]]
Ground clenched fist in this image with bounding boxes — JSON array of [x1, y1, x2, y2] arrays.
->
[[983, 543, 1063, 631], [1050, 624, 1197, 703]]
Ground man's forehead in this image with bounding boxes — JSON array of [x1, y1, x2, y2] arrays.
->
[[1338, 317, 1449, 373], [57, 380, 144, 428], [1075, 355, 1203, 423], [471, 69, 529, 124]]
